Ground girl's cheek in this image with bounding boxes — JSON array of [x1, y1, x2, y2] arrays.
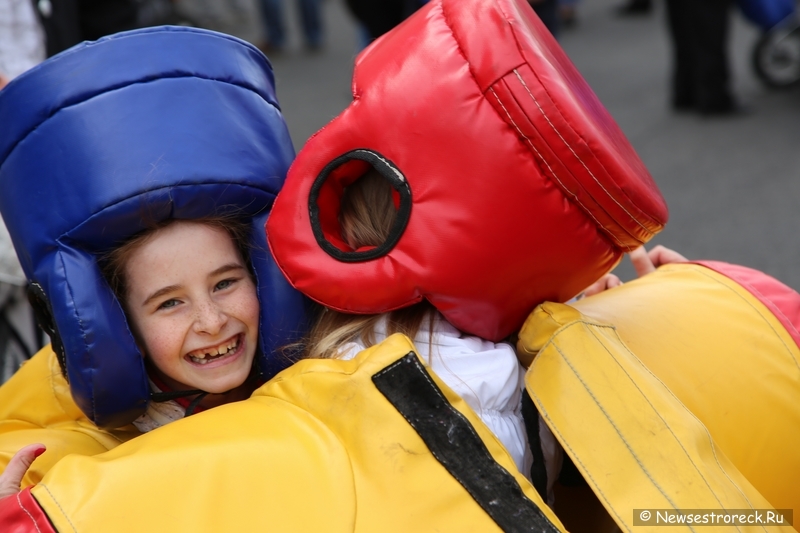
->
[[143, 318, 185, 355]]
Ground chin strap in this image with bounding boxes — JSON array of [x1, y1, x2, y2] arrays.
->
[[149, 389, 209, 417]]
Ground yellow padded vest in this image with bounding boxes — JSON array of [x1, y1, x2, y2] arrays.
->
[[32, 334, 565, 532]]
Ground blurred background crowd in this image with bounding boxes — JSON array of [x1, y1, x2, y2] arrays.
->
[[1, 0, 799, 383]]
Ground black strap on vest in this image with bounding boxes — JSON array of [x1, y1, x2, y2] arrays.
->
[[373, 352, 561, 533]]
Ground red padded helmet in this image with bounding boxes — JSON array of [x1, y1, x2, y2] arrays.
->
[[268, 0, 668, 341]]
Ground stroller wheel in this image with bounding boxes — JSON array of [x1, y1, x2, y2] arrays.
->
[[753, 24, 800, 88]]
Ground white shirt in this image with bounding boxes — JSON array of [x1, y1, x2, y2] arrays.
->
[[132, 379, 186, 433], [338, 312, 533, 476]]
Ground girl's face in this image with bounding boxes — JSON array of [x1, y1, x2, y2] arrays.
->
[[123, 221, 259, 397]]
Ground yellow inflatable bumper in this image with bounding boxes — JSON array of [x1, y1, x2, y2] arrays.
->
[[520, 262, 799, 531]]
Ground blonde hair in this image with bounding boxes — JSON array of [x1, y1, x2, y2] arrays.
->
[[305, 169, 433, 359]]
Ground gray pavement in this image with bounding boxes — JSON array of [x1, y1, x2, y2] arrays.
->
[[268, 0, 800, 289]]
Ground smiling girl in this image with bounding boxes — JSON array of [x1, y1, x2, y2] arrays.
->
[[0, 26, 307, 490], [101, 218, 264, 431], [121, 221, 259, 403]]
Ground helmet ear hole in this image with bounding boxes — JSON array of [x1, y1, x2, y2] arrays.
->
[[309, 150, 411, 263], [26, 282, 67, 377]]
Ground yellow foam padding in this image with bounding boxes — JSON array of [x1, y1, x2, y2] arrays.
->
[[33, 334, 567, 533], [0, 346, 140, 488], [518, 263, 799, 532]]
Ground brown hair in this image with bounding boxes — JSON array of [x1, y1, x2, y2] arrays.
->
[[304, 169, 434, 359], [99, 217, 252, 306]]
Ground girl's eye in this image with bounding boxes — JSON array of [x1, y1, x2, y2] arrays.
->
[[158, 299, 180, 310], [215, 278, 237, 291]]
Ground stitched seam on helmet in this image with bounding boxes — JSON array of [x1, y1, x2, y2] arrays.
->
[[428, 3, 626, 253], [488, 88, 624, 248], [57, 250, 96, 421], [352, 149, 406, 183], [491, 0, 663, 229], [512, 69, 652, 236]]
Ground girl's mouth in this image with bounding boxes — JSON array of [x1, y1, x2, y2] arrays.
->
[[186, 334, 242, 365]]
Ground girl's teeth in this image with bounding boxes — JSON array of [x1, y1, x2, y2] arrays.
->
[[188, 338, 239, 364]]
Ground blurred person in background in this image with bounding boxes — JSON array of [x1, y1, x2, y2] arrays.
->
[[609, 0, 739, 115], [559, 0, 579, 28], [666, 0, 739, 115], [615, 0, 652, 15], [71, 0, 138, 41], [174, 0, 263, 45], [258, 0, 323, 52], [1, 0, 138, 86], [528, 0, 560, 36], [36, 0, 137, 58], [345, 0, 426, 43]]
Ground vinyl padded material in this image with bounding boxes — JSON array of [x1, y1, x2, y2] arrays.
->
[[0, 27, 307, 428]]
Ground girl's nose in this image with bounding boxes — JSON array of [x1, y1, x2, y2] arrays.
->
[[192, 300, 228, 335]]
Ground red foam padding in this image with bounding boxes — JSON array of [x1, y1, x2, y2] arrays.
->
[[0, 487, 56, 533], [268, 0, 667, 340]]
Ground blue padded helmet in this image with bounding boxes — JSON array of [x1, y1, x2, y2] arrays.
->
[[0, 26, 308, 428]]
